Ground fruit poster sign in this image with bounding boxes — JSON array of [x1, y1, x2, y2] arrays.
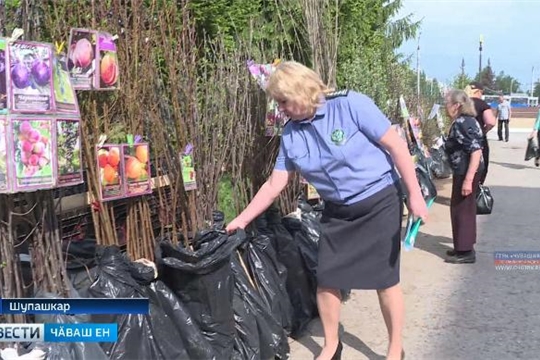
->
[[8, 42, 54, 113], [11, 118, 55, 191], [56, 118, 83, 187], [95, 32, 119, 90], [0, 118, 9, 191], [122, 143, 151, 197], [0, 39, 8, 114], [68, 28, 97, 90], [53, 52, 79, 114], [96, 144, 124, 201]]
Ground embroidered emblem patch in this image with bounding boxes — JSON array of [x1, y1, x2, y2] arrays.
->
[[331, 129, 345, 145]]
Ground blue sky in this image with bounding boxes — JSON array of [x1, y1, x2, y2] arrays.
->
[[397, 0, 540, 92]]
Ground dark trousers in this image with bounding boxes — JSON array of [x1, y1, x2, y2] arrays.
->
[[536, 132, 540, 161], [450, 173, 480, 252], [479, 138, 489, 184], [498, 119, 509, 141]]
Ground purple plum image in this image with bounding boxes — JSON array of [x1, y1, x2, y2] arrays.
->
[[31, 60, 50, 86], [11, 63, 31, 89]]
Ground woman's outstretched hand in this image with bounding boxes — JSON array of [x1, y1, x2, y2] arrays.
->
[[225, 217, 248, 234]]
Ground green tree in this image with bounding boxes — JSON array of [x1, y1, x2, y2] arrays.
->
[[451, 73, 473, 91], [494, 71, 520, 94], [336, 0, 420, 116], [475, 58, 496, 91], [533, 81, 540, 98]]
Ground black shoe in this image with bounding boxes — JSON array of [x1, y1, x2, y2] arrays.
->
[[445, 251, 476, 264], [535, 158, 540, 167], [331, 341, 343, 360], [446, 249, 457, 256]]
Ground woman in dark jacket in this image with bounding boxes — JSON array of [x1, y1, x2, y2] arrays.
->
[[444, 89, 484, 264]]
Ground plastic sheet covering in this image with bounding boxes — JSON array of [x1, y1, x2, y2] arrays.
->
[[88, 246, 215, 360], [156, 230, 246, 360]]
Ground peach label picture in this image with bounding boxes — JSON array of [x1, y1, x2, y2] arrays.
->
[[96, 32, 119, 90], [122, 143, 151, 197], [8, 42, 54, 113], [68, 28, 97, 90], [11, 118, 55, 190], [56, 119, 83, 186], [96, 144, 123, 201]]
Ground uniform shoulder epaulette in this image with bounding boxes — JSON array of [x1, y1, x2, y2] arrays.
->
[[325, 89, 349, 99]]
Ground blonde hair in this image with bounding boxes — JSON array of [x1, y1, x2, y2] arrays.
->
[[266, 61, 328, 113], [447, 89, 477, 117]]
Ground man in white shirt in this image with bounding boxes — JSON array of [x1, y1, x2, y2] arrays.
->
[[496, 95, 512, 142]]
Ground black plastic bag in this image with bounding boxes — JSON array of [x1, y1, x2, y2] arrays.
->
[[281, 199, 320, 282], [62, 238, 97, 271], [156, 230, 246, 360], [246, 235, 293, 334], [256, 207, 317, 339], [30, 290, 108, 360], [429, 145, 452, 179], [88, 246, 214, 360], [476, 184, 494, 215], [416, 167, 438, 201], [525, 138, 538, 161], [231, 253, 290, 360]]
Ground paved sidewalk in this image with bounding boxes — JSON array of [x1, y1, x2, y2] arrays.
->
[[289, 130, 540, 359]]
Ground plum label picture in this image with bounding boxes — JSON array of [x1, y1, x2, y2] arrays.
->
[[53, 52, 79, 114], [8, 42, 54, 113], [0, 120, 8, 191], [56, 119, 83, 186], [96, 145, 124, 201], [180, 154, 197, 191], [68, 28, 97, 90], [0, 39, 7, 114], [12, 119, 54, 190], [97, 32, 119, 90], [123, 144, 151, 197]]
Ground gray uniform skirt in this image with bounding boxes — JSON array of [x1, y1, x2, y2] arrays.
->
[[317, 183, 403, 290]]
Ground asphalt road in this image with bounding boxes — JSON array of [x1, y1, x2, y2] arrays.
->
[[289, 129, 540, 360]]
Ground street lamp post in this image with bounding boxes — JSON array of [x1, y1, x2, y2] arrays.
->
[[478, 35, 483, 75], [531, 66, 535, 96]]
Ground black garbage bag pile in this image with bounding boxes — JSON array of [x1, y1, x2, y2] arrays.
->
[[28, 289, 108, 360], [281, 197, 321, 289], [88, 246, 214, 360], [230, 250, 290, 360], [62, 238, 98, 298], [156, 230, 246, 360], [256, 206, 317, 338], [245, 234, 292, 334]]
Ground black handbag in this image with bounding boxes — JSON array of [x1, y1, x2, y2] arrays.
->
[[476, 184, 493, 215], [525, 138, 539, 161]]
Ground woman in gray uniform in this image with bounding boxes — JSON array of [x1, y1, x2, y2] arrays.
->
[[226, 61, 427, 360]]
